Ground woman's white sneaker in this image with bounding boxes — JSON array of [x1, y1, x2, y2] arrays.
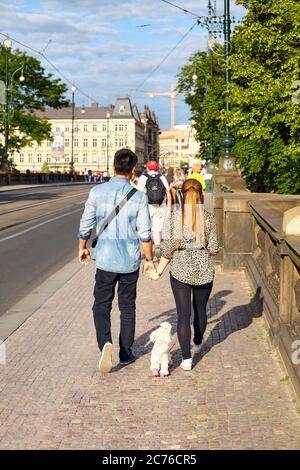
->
[[180, 358, 192, 371]]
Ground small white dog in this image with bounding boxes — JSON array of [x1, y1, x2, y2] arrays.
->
[[149, 321, 172, 377]]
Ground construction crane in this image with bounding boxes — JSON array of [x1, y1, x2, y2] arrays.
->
[[145, 84, 183, 130]]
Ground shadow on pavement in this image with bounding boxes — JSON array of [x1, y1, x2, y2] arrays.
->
[[193, 286, 263, 368], [111, 288, 262, 374]]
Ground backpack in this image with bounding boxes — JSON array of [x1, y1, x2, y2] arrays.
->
[[145, 174, 166, 205]]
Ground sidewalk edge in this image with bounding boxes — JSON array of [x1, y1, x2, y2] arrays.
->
[[0, 258, 83, 341]]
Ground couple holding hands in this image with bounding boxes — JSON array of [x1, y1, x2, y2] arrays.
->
[[78, 149, 218, 374]]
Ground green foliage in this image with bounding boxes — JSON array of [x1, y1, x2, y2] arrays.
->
[[0, 46, 69, 158], [178, 0, 300, 194], [177, 50, 225, 162], [229, 0, 300, 194]]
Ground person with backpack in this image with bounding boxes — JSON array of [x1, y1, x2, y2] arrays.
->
[[78, 149, 154, 373], [137, 160, 170, 247]]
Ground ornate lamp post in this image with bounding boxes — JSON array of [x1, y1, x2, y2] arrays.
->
[[219, 0, 235, 168], [70, 84, 76, 171], [197, 0, 240, 170], [1, 38, 26, 171], [1, 37, 12, 170]]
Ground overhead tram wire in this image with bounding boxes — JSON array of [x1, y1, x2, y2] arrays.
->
[[135, 20, 198, 92], [0, 31, 99, 104], [158, 0, 201, 18]]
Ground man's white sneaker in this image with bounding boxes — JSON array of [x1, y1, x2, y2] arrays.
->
[[193, 342, 203, 355], [180, 358, 192, 371], [98, 342, 113, 373]]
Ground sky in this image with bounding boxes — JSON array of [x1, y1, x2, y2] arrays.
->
[[0, 0, 246, 129]]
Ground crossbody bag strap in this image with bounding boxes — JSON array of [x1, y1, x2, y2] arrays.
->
[[98, 187, 137, 238]]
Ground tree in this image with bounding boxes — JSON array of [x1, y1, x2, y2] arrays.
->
[[0, 46, 69, 165], [178, 0, 300, 194], [229, 0, 300, 193], [177, 50, 225, 162]]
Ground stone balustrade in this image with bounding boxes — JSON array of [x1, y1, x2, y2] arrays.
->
[[213, 190, 300, 400], [0, 172, 86, 186]]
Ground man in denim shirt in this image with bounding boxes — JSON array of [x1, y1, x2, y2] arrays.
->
[[78, 149, 154, 373]]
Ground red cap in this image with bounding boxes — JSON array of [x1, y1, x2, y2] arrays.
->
[[146, 160, 159, 171]]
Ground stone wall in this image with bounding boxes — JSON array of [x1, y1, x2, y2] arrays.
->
[[213, 190, 300, 400]]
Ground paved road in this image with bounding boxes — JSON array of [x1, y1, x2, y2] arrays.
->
[[0, 185, 92, 317]]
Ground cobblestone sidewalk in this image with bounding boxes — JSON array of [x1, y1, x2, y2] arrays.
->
[[0, 263, 300, 449]]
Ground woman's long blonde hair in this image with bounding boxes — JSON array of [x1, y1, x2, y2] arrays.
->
[[180, 179, 206, 246]]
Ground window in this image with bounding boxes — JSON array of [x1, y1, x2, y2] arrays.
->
[[83, 138, 88, 148], [20, 155, 24, 163], [74, 155, 79, 163], [47, 157, 51, 163], [115, 138, 118, 147], [65, 157, 69, 163], [92, 153, 97, 164], [83, 155, 88, 163], [84, 124, 88, 132], [115, 124, 118, 132], [102, 124, 107, 132], [93, 124, 97, 132], [119, 139, 124, 147], [65, 139, 70, 147], [65, 127, 70, 132], [101, 138, 107, 147], [74, 139, 79, 147], [56, 127, 60, 132], [75, 127, 79, 133], [119, 124, 124, 132], [37, 156, 42, 163], [92, 138, 97, 147]]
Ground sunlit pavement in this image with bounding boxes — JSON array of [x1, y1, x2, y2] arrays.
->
[[0, 262, 300, 450]]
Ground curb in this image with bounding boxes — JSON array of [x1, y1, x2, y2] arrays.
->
[[0, 258, 83, 341]]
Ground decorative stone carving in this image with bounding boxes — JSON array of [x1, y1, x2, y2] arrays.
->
[[295, 280, 300, 311], [252, 222, 280, 305]]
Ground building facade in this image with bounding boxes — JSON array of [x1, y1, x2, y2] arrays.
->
[[159, 124, 201, 169], [11, 97, 159, 174], [140, 105, 160, 163]]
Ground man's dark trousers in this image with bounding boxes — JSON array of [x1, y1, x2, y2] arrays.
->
[[93, 268, 139, 361]]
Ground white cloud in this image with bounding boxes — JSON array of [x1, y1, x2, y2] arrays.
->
[[0, 0, 247, 128]]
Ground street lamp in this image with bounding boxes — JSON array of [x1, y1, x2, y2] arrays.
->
[[70, 84, 76, 171], [106, 112, 110, 176], [1, 37, 12, 170], [9, 63, 26, 107], [197, 0, 240, 170], [219, 0, 235, 164]]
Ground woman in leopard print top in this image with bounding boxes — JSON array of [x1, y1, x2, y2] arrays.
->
[[147, 178, 219, 371]]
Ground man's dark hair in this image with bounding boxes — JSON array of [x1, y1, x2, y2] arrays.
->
[[114, 148, 138, 175]]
